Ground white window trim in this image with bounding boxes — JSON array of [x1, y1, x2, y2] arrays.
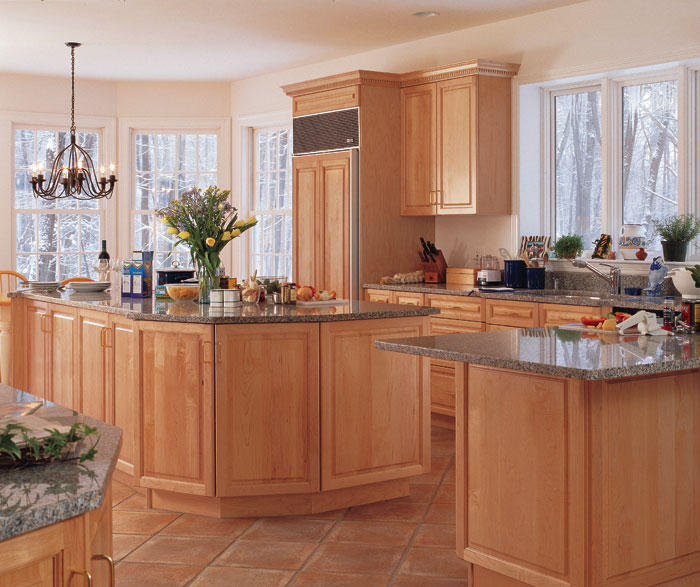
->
[[0, 111, 117, 273], [236, 110, 291, 280], [118, 117, 231, 270]]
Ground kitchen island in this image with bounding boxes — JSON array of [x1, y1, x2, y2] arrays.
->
[[377, 327, 700, 587], [0, 384, 120, 585], [10, 292, 438, 517]]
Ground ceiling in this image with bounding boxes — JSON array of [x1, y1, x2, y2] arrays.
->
[[0, 0, 586, 81]]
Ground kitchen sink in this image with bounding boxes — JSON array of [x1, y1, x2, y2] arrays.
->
[[523, 290, 606, 301]]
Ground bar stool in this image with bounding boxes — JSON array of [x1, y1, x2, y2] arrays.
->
[[0, 270, 27, 385]]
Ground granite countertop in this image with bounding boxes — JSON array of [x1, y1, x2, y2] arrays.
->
[[11, 291, 440, 323], [363, 283, 676, 311], [0, 384, 121, 541], [376, 327, 700, 380]]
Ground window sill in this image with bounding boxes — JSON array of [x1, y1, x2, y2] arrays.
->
[[547, 257, 699, 275]]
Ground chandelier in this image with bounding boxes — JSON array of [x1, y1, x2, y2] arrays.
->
[[31, 42, 117, 201]]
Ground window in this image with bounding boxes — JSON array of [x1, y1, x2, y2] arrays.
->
[[13, 128, 102, 281], [132, 132, 217, 269], [249, 127, 292, 280]]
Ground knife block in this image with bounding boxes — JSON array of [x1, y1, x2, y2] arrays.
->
[[421, 250, 448, 283]]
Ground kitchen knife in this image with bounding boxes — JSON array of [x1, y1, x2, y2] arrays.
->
[[427, 241, 439, 255], [419, 251, 427, 263], [420, 237, 436, 262]]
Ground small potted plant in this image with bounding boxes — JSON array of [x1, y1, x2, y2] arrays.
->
[[652, 213, 700, 262], [552, 235, 584, 259]]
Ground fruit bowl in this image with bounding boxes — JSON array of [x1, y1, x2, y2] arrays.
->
[[165, 283, 199, 301]]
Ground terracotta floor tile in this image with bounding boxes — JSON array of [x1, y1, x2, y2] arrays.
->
[[398, 547, 469, 578], [390, 484, 436, 504], [115, 562, 203, 587], [412, 524, 455, 549], [112, 510, 180, 535], [392, 576, 468, 586], [294, 571, 391, 586], [344, 502, 427, 523], [424, 503, 456, 525], [214, 540, 316, 570], [409, 468, 445, 485], [241, 517, 334, 543], [125, 535, 231, 565], [293, 508, 348, 520], [160, 513, 255, 539], [113, 533, 150, 562], [431, 455, 453, 470], [189, 566, 295, 587], [111, 482, 135, 507], [326, 520, 417, 546], [434, 484, 456, 504], [305, 543, 404, 575], [443, 468, 456, 485]]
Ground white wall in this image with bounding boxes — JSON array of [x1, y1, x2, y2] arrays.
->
[[230, 0, 700, 267]]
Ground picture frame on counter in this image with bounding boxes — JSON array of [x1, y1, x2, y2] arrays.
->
[[519, 235, 551, 262]]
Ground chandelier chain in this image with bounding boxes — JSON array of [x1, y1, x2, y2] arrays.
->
[[70, 44, 76, 136]]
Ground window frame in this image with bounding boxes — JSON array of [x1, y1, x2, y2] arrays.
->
[[0, 111, 117, 277], [118, 117, 230, 269]]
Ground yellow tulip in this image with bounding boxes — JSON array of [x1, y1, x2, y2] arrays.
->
[[234, 219, 245, 228], [246, 216, 257, 225], [231, 228, 241, 237], [206, 237, 216, 247], [218, 203, 224, 210], [222, 231, 232, 241], [166, 227, 178, 235], [160, 217, 169, 224], [178, 231, 190, 239]]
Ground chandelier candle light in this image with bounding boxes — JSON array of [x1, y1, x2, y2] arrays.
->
[[31, 42, 117, 201]]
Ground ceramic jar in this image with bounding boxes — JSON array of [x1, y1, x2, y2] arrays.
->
[[619, 224, 648, 260]]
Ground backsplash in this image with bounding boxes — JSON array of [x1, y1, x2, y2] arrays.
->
[[545, 271, 679, 297]]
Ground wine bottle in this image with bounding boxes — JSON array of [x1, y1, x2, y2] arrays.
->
[[98, 240, 110, 261]]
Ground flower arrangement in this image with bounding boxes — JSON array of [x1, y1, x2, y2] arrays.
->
[[157, 186, 257, 302]]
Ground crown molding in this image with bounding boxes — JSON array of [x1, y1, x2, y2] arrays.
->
[[399, 59, 521, 87], [282, 70, 402, 97]]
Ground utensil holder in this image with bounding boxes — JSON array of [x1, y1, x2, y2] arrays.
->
[[421, 250, 448, 283]]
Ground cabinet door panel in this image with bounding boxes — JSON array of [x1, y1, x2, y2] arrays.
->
[[137, 322, 215, 496], [216, 323, 319, 496], [426, 294, 484, 321], [431, 363, 456, 416], [365, 289, 393, 304], [110, 316, 136, 474], [485, 300, 538, 328], [401, 84, 437, 215], [320, 154, 351, 298], [321, 317, 430, 490], [539, 303, 612, 327], [437, 77, 476, 213], [78, 310, 108, 420], [23, 301, 48, 399], [293, 156, 320, 288], [48, 306, 77, 410], [394, 292, 424, 306]]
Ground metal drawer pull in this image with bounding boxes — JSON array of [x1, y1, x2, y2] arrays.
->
[[92, 554, 115, 586], [73, 569, 93, 586]]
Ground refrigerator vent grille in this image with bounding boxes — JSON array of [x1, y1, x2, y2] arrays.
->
[[293, 108, 359, 155]]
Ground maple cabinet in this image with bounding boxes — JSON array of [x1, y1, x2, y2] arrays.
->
[[400, 60, 519, 216], [293, 151, 352, 299]]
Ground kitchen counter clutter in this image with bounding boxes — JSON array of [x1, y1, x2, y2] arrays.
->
[[10, 290, 439, 323], [376, 325, 698, 380], [377, 327, 700, 587], [0, 384, 119, 584], [10, 292, 433, 518]]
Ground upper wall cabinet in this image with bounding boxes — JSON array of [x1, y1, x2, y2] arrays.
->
[[400, 60, 520, 216]]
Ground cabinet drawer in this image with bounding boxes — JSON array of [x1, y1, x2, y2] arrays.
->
[[426, 294, 483, 321], [293, 85, 360, 117], [365, 289, 393, 303], [431, 364, 455, 415], [430, 316, 483, 335], [485, 300, 538, 328], [394, 291, 425, 306], [486, 323, 517, 332], [539, 303, 612, 327]]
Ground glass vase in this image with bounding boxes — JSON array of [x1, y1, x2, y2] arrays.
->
[[195, 254, 221, 304]]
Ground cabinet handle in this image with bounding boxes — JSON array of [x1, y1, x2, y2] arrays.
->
[[40, 314, 46, 333], [92, 554, 115, 587], [101, 326, 112, 349], [201, 340, 212, 364], [215, 341, 222, 364], [72, 569, 93, 586], [429, 190, 436, 205], [42, 314, 51, 334]]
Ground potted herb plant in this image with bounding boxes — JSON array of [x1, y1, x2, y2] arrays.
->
[[552, 235, 584, 259], [652, 213, 700, 262]]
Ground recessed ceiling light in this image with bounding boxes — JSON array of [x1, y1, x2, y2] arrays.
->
[[413, 11, 439, 17]]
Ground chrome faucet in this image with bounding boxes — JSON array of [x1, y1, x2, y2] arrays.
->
[[571, 260, 622, 295]]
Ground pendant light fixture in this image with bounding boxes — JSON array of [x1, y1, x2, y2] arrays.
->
[[31, 42, 117, 201]]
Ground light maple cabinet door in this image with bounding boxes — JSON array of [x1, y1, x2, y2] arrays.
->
[[77, 309, 109, 420], [137, 322, 215, 496], [47, 304, 78, 410], [20, 300, 48, 399], [394, 291, 425, 306], [109, 315, 137, 476], [365, 289, 394, 303], [401, 83, 437, 216], [293, 155, 320, 289], [215, 323, 319, 496], [436, 77, 476, 214]]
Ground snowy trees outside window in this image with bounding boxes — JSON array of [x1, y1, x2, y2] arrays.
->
[[133, 132, 217, 269], [249, 127, 292, 281], [14, 128, 101, 281]]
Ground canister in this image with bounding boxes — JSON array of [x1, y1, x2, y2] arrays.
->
[[504, 260, 527, 288]]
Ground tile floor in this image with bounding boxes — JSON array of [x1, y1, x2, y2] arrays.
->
[[112, 425, 466, 586]]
